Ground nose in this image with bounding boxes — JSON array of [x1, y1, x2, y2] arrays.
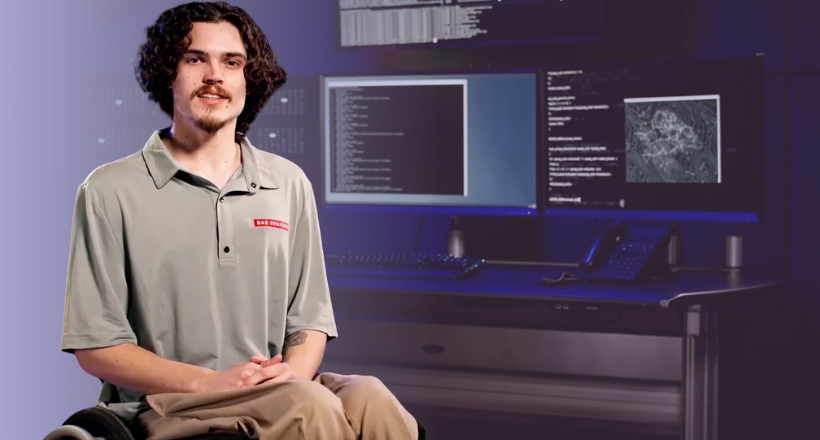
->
[[203, 60, 224, 84]]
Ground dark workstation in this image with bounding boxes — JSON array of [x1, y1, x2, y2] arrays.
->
[[5, 1, 817, 440]]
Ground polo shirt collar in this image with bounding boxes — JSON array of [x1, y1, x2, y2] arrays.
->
[[238, 134, 279, 193], [142, 128, 278, 192]]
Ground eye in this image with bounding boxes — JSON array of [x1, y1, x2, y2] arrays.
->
[[227, 60, 242, 67], [187, 57, 200, 64]]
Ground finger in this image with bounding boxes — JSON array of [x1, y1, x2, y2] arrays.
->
[[261, 354, 283, 368], [241, 363, 288, 388], [250, 354, 268, 364], [258, 371, 295, 387], [255, 362, 294, 387], [239, 367, 258, 380]]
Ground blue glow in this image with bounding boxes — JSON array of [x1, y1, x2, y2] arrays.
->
[[324, 204, 538, 217], [544, 208, 758, 223]]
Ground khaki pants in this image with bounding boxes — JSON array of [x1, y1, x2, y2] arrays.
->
[[138, 373, 418, 440]]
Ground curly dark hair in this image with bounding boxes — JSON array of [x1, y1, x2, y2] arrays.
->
[[135, 2, 286, 135]]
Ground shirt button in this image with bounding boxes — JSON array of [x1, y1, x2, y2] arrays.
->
[[251, 182, 257, 188], [223, 246, 230, 253], [219, 197, 225, 203]]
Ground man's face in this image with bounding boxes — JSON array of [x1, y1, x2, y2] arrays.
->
[[171, 21, 247, 134]]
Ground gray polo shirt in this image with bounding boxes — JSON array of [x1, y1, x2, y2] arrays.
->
[[61, 128, 337, 420]]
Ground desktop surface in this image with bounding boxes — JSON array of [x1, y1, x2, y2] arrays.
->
[[326, 262, 782, 308]]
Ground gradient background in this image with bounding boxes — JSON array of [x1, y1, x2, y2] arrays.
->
[[2, 1, 819, 439]]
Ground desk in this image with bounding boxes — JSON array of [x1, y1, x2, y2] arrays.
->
[[322, 263, 783, 440]]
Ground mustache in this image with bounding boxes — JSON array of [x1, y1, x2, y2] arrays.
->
[[191, 85, 231, 100]]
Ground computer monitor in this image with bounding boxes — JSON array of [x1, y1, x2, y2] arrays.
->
[[542, 55, 766, 222], [321, 70, 539, 216], [334, 0, 603, 48]]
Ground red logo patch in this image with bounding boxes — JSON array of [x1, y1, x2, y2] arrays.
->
[[253, 219, 289, 231]]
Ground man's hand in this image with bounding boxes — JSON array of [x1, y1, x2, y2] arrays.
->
[[250, 353, 282, 368], [197, 361, 265, 393], [243, 353, 297, 388]]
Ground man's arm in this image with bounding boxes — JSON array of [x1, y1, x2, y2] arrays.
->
[[75, 344, 208, 394], [281, 329, 328, 380], [282, 179, 337, 380], [75, 343, 263, 394], [241, 330, 326, 386]]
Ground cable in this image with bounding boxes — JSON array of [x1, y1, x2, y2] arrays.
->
[[539, 271, 582, 286], [412, 214, 426, 254]]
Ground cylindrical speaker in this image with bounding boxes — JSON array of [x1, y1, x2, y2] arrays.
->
[[448, 229, 465, 258], [725, 236, 743, 268], [667, 221, 682, 267]]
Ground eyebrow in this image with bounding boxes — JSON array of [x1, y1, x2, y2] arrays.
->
[[184, 49, 247, 60]]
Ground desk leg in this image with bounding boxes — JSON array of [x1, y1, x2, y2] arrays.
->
[[683, 305, 719, 440]]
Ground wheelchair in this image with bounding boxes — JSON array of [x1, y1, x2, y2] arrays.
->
[[43, 382, 427, 439], [43, 403, 241, 439], [44, 405, 427, 439]]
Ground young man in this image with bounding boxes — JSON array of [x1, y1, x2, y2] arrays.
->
[[60, 2, 418, 439]]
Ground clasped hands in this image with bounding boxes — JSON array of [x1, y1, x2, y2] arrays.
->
[[199, 353, 297, 393]]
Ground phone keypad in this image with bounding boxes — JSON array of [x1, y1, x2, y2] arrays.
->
[[597, 241, 655, 277]]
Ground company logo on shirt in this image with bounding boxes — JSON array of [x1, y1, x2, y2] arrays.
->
[[253, 219, 289, 231]]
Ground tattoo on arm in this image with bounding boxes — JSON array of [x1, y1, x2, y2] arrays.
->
[[283, 331, 308, 354]]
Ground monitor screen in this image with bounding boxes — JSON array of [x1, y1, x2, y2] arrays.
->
[[542, 55, 766, 222], [335, 0, 603, 48], [321, 71, 539, 216]]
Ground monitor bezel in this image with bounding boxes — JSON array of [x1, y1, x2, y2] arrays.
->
[[319, 67, 543, 217], [538, 54, 766, 223]]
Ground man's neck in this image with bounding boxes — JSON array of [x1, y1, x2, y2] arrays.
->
[[163, 119, 241, 175]]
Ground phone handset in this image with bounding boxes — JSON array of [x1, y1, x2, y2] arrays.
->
[[580, 221, 628, 274], [540, 220, 672, 286]]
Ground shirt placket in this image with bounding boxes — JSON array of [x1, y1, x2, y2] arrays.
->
[[216, 191, 236, 263], [216, 174, 253, 263]]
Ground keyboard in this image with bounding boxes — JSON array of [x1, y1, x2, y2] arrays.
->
[[325, 253, 487, 280]]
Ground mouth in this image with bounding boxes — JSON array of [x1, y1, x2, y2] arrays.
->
[[195, 88, 230, 102], [198, 93, 227, 99], [196, 92, 230, 107]]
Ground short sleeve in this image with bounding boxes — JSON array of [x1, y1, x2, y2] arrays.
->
[[61, 183, 137, 353], [285, 181, 338, 340]]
